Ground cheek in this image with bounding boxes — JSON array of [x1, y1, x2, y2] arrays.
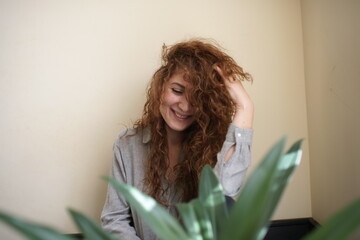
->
[[159, 93, 169, 117], [161, 90, 177, 106], [159, 104, 165, 119]]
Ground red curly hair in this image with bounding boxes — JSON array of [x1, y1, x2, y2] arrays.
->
[[134, 39, 252, 205]]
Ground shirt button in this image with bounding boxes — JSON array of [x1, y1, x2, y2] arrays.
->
[[237, 133, 242, 137]]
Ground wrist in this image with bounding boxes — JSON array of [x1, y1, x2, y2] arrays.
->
[[232, 103, 254, 129]]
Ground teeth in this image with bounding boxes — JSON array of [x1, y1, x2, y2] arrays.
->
[[175, 112, 188, 119]]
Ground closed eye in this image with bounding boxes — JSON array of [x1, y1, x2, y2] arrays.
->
[[171, 88, 183, 94]]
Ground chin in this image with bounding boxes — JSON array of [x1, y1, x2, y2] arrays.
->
[[166, 122, 193, 132], [170, 125, 189, 132]]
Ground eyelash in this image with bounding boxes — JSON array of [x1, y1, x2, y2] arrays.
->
[[171, 88, 183, 94]]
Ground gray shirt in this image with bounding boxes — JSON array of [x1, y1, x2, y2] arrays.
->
[[101, 124, 253, 240]]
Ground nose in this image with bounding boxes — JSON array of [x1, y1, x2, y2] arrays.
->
[[178, 97, 191, 113]]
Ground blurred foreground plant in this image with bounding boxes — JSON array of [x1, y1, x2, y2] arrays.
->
[[1, 137, 359, 240]]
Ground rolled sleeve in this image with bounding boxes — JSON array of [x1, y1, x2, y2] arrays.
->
[[214, 124, 253, 197]]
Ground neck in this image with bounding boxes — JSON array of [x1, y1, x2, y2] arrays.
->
[[165, 125, 184, 147], [165, 125, 184, 182]]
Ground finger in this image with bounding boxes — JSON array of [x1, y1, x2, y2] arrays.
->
[[213, 65, 225, 79], [214, 65, 234, 83]]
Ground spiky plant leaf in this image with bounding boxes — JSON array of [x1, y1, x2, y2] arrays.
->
[[104, 177, 190, 240], [0, 211, 75, 240], [192, 199, 214, 240], [302, 198, 360, 240], [219, 137, 303, 240], [198, 165, 227, 238], [68, 209, 119, 240], [255, 139, 303, 239], [219, 137, 286, 240], [177, 203, 203, 240]]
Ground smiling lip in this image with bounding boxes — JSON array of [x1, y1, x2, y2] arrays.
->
[[172, 109, 192, 120]]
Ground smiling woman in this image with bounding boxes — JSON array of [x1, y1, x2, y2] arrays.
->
[[160, 72, 195, 132], [100, 39, 254, 240]]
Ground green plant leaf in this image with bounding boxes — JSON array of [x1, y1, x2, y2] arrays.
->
[[219, 137, 303, 240], [219, 137, 286, 240], [68, 209, 119, 240], [302, 198, 360, 240], [103, 177, 190, 240], [192, 199, 214, 240], [177, 203, 203, 240], [0, 211, 75, 240], [198, 165, 227, 238], [256, 139, 304, 239]]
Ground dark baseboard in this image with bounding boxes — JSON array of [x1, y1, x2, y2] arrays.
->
[[265, 217, 319, 240], [68, 217, 319, 239], [67, 233, 83, 239]]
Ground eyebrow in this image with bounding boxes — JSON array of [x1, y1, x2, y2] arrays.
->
[[171, 82, 185, 88]]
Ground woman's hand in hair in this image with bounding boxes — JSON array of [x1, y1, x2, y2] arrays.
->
[[214, 66, 254, 129]]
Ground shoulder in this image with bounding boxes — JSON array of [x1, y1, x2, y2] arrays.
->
[[113, 127, 149, 181], [117, 127, 138, 140], [114, 126, 150, 151]]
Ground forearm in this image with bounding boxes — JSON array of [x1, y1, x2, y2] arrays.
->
[[225, 91, 253, 162], [230, 80, 254, 129], [232, 102, 254, 129], [215, 126, 253, 195]]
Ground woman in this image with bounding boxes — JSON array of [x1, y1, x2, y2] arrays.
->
[[101, 39, 254, 240]]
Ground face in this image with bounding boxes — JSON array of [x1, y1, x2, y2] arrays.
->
[[159, 72, 195, 133]]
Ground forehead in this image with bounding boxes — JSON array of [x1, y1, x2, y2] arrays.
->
[[167, 71, 191, 88]]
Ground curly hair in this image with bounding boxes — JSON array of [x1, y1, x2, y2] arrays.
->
[[134, 39, 252, 205]]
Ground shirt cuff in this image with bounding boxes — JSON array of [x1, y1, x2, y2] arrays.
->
[[225, 124, 253, 144]]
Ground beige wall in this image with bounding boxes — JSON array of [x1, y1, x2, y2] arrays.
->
[[301, 0, 360, 223], [0, 1, 311, 238]]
